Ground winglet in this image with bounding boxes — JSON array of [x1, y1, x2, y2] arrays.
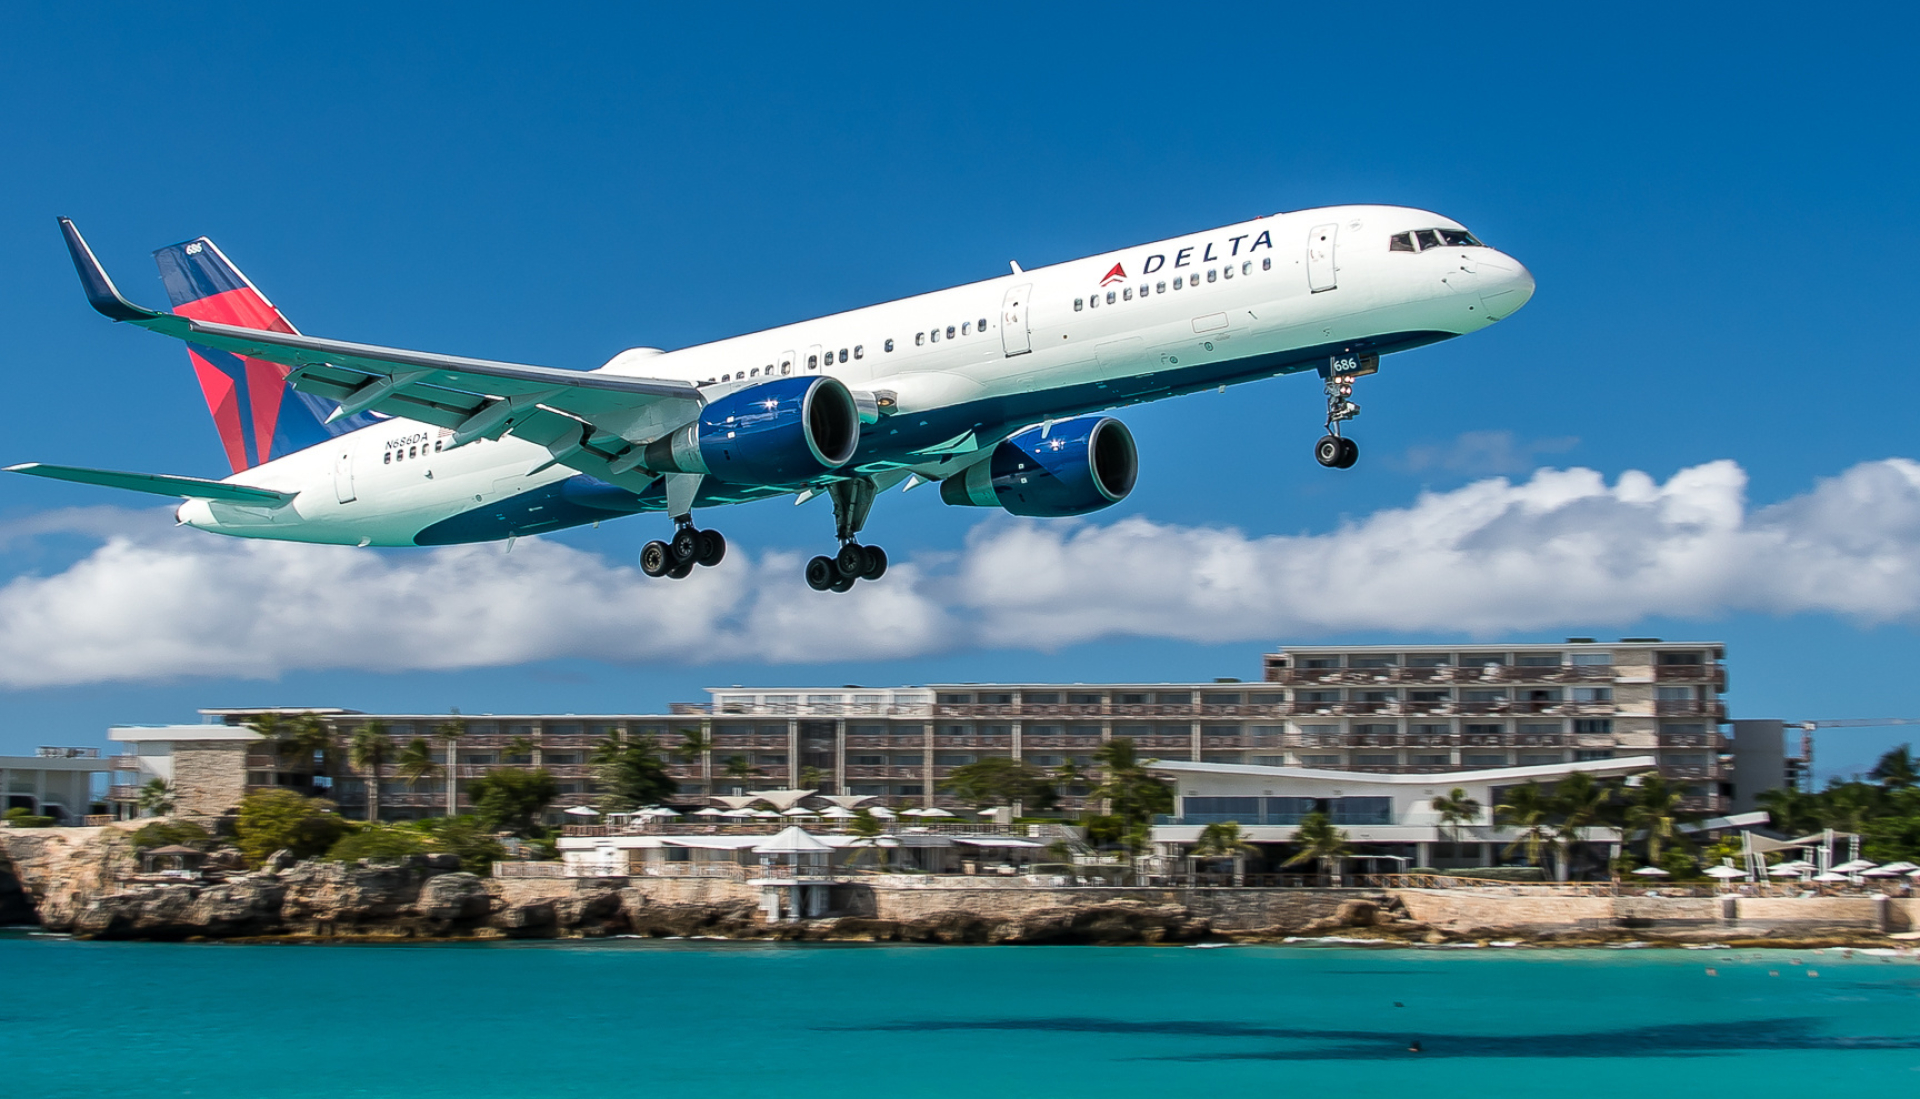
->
[[58, 217, 164, 323]]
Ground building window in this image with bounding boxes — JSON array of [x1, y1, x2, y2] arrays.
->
[[1464, 753, 1508, 767], [1573, 719, 1613, 735]]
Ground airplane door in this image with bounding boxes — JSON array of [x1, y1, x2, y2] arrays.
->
[[1307, 223, 1338, 292], [1001, 283, 1032, 356], [332, 450, 356, 504]]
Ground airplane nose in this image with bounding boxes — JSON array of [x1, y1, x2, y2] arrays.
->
[[1480, 258, 1535, 321]]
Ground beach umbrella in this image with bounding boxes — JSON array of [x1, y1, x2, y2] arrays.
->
[[721, 808, 757, 818], [820, 807, 857, 818], [1874, 860, 1917, 873], [918, 807, 955, 818], [755, 809, 784, 819], [783, 807, 819, 817], [1630, 867, 1669, 877], [564, 806, 601, 817], [1812, 871, 1851, 882], [650, 807, 682, 817], [867, 807, 896, 820], [1861, 867, 1904, 877], [693, 807, 726, 817], [1832, 859, 1876, 873], [898, 808, 924, 816], [1703, 865, 1746, 879], [1765, 866, 1803, 878], [977, 808, 1000, 816]]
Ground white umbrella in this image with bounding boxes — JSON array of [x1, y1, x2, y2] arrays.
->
[[694, 807, 726, 817], [918, 807, 955, 818], [754, 809, 784, 819], [1875, 860, 1917, 873], [820, 806, 857, 818], [652, 807, 682, 817], [1703, 865, 1746, 879], [721, 808, 757, 818], [1861, 867, 1904, 877], [1773, 859, 1815, 871], [1832, 859, 1876, 873], [867, 807, 896, 820], [564, 806, 601, 817], [1812, 871, 1851, 882], [1631, 867, 1670, 877], [977, 808, 1000, 816], [899, 808, 924, 817], [1766, 866, 1804, 878], [783, 807, 819, 817]]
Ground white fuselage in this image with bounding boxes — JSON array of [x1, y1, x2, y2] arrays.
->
[[180, 204, 1533, 545]]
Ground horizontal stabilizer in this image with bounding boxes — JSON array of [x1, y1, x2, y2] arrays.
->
[[5, 463, 298, 505]]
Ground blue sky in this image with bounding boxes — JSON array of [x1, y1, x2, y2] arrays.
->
[[1, 3, 1917, 778]]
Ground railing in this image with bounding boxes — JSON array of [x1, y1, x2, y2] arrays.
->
[[83, 814, 114, 826], [1274, 665, 1621, 686], [36, 746, 100, 759], [108, 785, 141, 801], [109, 755, 142, 771], [491, 862, 573, 878], [1654, 700, 1727, 718], [1653, 663, 1724, 682]]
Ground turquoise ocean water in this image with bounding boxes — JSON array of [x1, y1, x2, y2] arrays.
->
[[5, 932, 1918, 1098]]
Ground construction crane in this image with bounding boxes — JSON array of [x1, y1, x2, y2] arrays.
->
[[1788, 719, 1920, 790]]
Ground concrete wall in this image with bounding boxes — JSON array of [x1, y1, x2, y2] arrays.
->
[[842, 881, 1358, 931], [1400, 888, 1903, 934]]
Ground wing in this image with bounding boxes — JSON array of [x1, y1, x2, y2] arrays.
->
[[7, 462, 298, 505], [58, 218, 700, 491]]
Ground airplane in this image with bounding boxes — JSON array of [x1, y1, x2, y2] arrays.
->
[[13, 208, 1532, 592]]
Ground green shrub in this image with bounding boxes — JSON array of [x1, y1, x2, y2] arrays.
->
[[235, 790, 348, 866], [1436, 866, 1545, 882], [3, 808, 55, 828], [129, 820, 212, 850], [414, 816, 506, 875], [327, 823, 429, 863]]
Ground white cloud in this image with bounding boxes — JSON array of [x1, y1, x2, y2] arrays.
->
[[4, 457, 1920, 686], [1399, 429, 1580, 476]]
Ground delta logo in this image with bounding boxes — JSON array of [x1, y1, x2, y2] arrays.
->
[[1099, 263, 1126, 287]]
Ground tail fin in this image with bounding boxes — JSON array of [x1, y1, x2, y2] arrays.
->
[[153, 237, 375, 472]]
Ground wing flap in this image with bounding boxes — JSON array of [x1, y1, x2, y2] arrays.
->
[[7, 463, 298, 505]]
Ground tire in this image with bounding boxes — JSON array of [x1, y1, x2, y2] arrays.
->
[[697, 529, 727, 568], [835, 542, 870, 579], [1314, 435, 1343, 467], [1335, 437, 1360, 469], [805, 555, 838, 591], [860, 545, 888, 580], [668, 559, 695, 580], [640, 540, 673, 577], [671, 526, 702, 564], [830, 574, 857, 593]]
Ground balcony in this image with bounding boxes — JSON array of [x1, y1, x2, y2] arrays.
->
[[1655, 700, 1727, 719], [109, 755, 142, 772], [36, 746, 99, 759], [1654, 663, 1726, 685], [1273, 664, 1619, 686], [108, 784, 141, 801]]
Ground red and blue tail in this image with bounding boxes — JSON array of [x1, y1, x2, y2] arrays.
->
[[153, 238, 374, 472]]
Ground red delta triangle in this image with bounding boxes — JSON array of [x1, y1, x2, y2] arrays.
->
[[1100, 263, 1126, 286]]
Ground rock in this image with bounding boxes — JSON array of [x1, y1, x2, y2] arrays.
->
[[416, 873, 489, 921], [1333, 899, 1381, 927], [264, 849, 297, 872]]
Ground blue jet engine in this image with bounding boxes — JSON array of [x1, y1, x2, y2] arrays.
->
[[940, 416, 1138, 517], [642, 375, 860, 484]]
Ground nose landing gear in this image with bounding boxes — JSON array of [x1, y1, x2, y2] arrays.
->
[[1314, 360, 1369, 470], [640, 516, 726, 580], [805, 478, 888, 593]]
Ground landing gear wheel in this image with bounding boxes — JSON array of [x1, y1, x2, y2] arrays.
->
[[640, 540, 673, 577], [696, 529, 727, 568], [671, 526, 702, 564], [860, 545, 888, 581], [1335, 437, 1359, 469], [668, 559, 695, 580], [836, 542, 870, 579], [1314, 435, 1344, 468], [805, 555, 838, 591], [830, 574, 857, 593]]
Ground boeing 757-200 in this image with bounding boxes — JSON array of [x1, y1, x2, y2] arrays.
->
[[13, 210, 1532, 591]]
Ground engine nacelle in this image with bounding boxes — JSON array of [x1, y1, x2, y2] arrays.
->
[[643, 376, 860, 484], [940, 416, 1138, 517]]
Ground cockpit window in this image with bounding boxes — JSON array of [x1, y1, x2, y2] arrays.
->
[[1392, 227, 1486, 252]]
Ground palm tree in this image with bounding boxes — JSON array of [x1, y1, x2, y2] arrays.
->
[[1051, 759, 1087, 805], [1430, 787, 1481, 852], [136, 778, 176, 818], [397, 737, 440, 809], [1550, 773, 1610, 882], [1193, 821, 1260, 885], [1495, 782, 1555, 868], [250, 711, 333, 788], [1623, 773, 1687, 866], [1085, 738, 1172, 825], [847, 808, 888, 870], [1282, 812, 1350, 886], [721, 754, 763, 793], [1756, 785, 1818, 836], [349, 721, 392, 823], [675, 726, 714, 796], [1870, 745, 1917, 789], [798, 765, 827, 793], [434, 715, 467, 817]]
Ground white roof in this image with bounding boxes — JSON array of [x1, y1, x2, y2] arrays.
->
[[753, 826, 834, 853], [1149, 756, 1660, 786], [952, 837, 1045, 848]]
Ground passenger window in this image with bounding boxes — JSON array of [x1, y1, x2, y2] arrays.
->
[[945, 326, 955, 340], [853, 345, 863, 359], [1390, 232, 1416, 252], [1174, 276, 1184, 289], [781, 364, 791, 375], [1156, 281, 1166, 293], [961, 321, 970, 335], [1138, 284, 1149, 297], [885, 339, 895, 352], [978, 317, 987, 330], [1074, 298, 1084, 311], [750, 367, 760, 377], [807, 355, 817, 369], [384, 452, 392, 465], [1262, 257, 1271, 271], [838, 349, 848, 363], [435, 440, 443, 452], [1207, 269, 1217, 283], [408, 446, 417, 458], [1119, 287, 1129, 300], [915, 333, 925, 345], [1106, 291, 1116, 304], [1089, 294, 1098, 308], [1417, 229, 1445, 250], [931, 328, 941, 343], [1223, 265, 1233, 279], [1241, 261, 1251, 275]]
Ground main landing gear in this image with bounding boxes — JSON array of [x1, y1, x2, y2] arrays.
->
[[640, 518, 726, 580], [1314, 369, 1362, 470], [806, 478, 888, 593]]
